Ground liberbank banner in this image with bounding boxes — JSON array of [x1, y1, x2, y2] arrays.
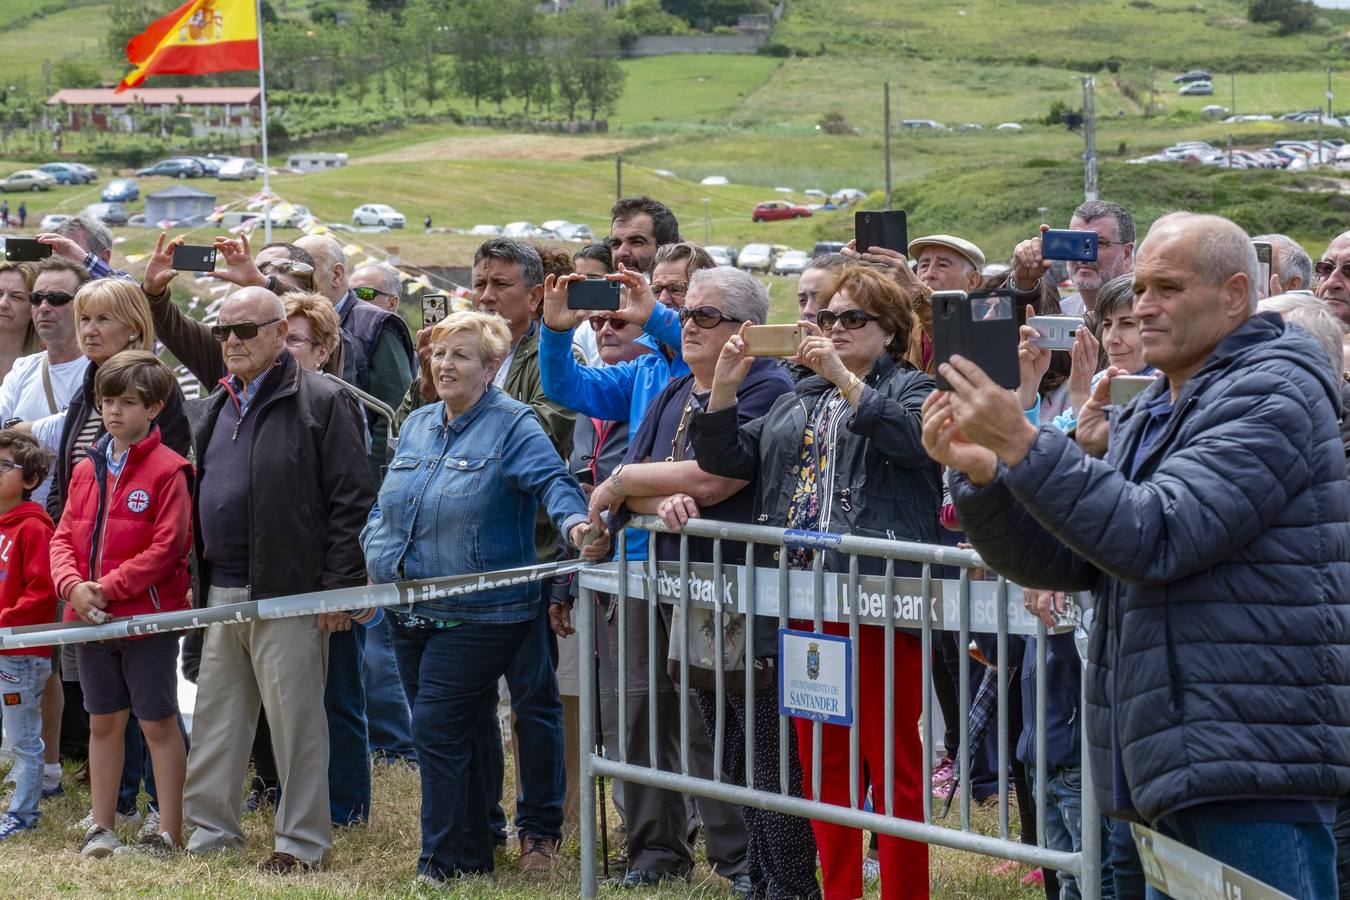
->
[[642, 561, 1081, 636]]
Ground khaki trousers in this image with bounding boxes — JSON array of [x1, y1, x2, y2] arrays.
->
[[183, 585, 331, 863]]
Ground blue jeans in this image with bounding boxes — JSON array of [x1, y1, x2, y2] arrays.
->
[[1031, 767, 1123, 900], [1333, 795, 1350, 900], [1144, 811, 1338, 900], [0, 655, 51, 824], [392, 618, 532, 879], [500, 601, 564, 841], [1105, 814, 1144, 900], [326, 627, 371, 825], [118, 713, 189, 815], [361, 616, 416, 764]]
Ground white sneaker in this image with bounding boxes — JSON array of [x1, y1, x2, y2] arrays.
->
[[114, 830, 179, 857], [80, 825, 124, 859], [70, 808, 142, 834], [138, 809, 160, 842]]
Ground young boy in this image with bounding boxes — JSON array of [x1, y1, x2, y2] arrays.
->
[[0, 430, 57, 841], [49, 350, 193, 857]]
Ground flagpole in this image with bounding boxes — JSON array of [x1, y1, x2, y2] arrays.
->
[[255, 0, 272, 245]]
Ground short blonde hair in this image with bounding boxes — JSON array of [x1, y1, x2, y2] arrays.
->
[[281, 291, 341, 351], [74, 279, 154, 355], [429, 310, 511, 366]]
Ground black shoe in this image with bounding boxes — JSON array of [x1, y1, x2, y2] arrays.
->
[[609, 868, 688, 889], [243, 787, 277, 813]]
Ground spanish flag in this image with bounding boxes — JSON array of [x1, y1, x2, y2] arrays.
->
[[116, 0, 259, 93]]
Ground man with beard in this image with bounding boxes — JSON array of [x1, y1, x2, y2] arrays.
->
[[1009, 200, 1136, 316]]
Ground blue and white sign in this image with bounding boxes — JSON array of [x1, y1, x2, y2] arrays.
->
[[778, 628, 852, 726]]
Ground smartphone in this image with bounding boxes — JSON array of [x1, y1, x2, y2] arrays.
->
[[743, 324, 803, 357], [169, 243, 217, 273], [2, 238, 51, 262], [421, 293, 449, 329], [567, 278, 621, 311], [1253, 240, 1273, 295], [931, 289, 1020, 390], [854, 210, 908, 255], [1109, 375, 1155, 406], [1028, 315, 1086, 351], [1041, 229, 1098, 262]]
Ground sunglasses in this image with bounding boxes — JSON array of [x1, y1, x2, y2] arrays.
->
[[1314, 260, 1350, 280], [353, 285, 396, 303], [588, 315, 631, 332], [817, 309, 878, 331], [678, 305, 744, 329], [29, 291, 75, 307], [261, 259, 315, 277], [211, 317, 281, 342]]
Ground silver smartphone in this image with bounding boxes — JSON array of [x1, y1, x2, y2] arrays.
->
[[1028, 315, 1085, 351], [1109, 375, 1155, 406]]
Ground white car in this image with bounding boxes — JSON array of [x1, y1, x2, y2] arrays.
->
[[468, 224, 502, 236], [352, 203, 405, 228], [705, 245, 737, 267], [502, 221, 542, 238], [995, 122, 1023, 131], [737, 243, 773, 273], [0, 169, 55, 193], [700, 175, 729, 186], [771, 250, 810, 276], [39, 213, 71, 231], [216, 157, 259, 180], [541, 219, 572, 234]]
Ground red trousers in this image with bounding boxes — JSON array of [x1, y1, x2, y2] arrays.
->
[[793, 622, 929, 900]]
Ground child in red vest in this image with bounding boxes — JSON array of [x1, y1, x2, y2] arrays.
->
[[50, 351, 192, 857], [0, 430, 57, 842]]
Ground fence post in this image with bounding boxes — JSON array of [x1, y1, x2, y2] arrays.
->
[[1079, 650, 1102, 900], [578, 583, 598, 899]]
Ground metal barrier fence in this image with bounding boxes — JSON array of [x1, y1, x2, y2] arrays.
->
[[575, 515, 1101, 899]]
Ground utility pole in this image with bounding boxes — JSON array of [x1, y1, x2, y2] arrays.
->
[[1147, 57, 1156, 117], [702, 197, 710, 245], [1082, 76, 1098, 202], [615, 156, 622, 200], [1328, 66, 1334, 119], [1231, 73, 1236, 117], [883, 81, 893, 208]]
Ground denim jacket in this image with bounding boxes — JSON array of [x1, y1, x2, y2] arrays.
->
[[361, 387, 589, 624]]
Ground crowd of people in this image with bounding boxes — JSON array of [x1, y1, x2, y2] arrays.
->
[[0, 196, 1344, 900]]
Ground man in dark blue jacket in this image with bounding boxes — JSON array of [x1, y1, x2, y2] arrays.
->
[[922, 213, 1350, 898]]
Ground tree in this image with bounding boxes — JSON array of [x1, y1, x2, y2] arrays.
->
[[105, 0, 171, 66], [1248, 0, 1317, 34], [449, 0, 504, 111], [53, 60, 104, 90]]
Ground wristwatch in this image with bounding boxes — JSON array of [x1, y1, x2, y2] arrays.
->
[[607, 463, 628, 499]]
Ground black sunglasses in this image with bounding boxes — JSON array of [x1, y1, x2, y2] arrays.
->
[[678, 305, 744, 329], [1315, 260, 1350, 280], [29, 291, 75, 308], [211, 317, 281, 342], [817, 309, 878, 331], [588, 315, 631, 332], [353, 285, 395, 302]]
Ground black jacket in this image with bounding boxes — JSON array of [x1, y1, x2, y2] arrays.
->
[[951, 313, 1350, 822], [690, 354, 941, 566], [47, 359, 193, 525], [191, 350, 374, 603]]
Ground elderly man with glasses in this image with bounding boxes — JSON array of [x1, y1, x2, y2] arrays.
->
[[349, 262, 403, 314], [180, 285, 373, 875], [1008, 199, 1137, 316]]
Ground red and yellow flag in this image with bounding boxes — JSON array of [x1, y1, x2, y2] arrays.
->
[[116, 0, 259, 93]]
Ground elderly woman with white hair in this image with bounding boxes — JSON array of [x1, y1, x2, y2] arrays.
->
[[361, 310, 608, 884], [1257, 292, 1350, 470]]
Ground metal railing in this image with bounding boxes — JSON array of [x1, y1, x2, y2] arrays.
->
[[575, 515, 1101, 899]]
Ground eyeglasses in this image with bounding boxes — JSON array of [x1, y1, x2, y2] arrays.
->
[[1094, 238, 1129, 249], [1315, 260, 1350, 280], [0, 459, 21, 475], [353, 285, 396, 303], [678, 306, 744, 329], [260, 259, 315, 277], [588, 315, 631, 332], [651, 282, 688, 298], [211, 318, 281, 342], [29, 291, 75, 307], [817, 309, 878, 331], [285, 334, 318, 348]]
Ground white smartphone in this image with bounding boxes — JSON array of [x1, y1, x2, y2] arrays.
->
[[1028, 315, 1086, 351]]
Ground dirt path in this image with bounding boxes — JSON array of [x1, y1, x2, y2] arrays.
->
[[355, 133, 651, 164]]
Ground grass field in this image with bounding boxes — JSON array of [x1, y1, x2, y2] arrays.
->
[[611, 56, 783, 128], [1, 4, 118, 86], [0, 757, 1047, 899]]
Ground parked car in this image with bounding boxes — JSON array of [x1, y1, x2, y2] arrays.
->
[[126, 213, 149, 228], [554, 223, 594, 242], [1200, 105, 1230, 118], [772, 250, 811, 275], [0, 169, 55, 192], [502, 221, 542, 238], [66, 162, 98, 181], [37, 163, 91, 185], [189, 157, 221, 176], [1179, 81, 1213, 96], [101, 178, 139, 203], [38, 214, 71, 231], [995, 122, 1024, 131], [134, 158, 203, 179], [216, 157, 259, 181], [468, 224, 502, 236], [752, 201, 812, 223], [901, 118, 945, 129], [700, 175, 729, 186], [812, 241, 846, 258], [352, 203, 405, 228], [1173, 69, 1212, 83], [81, 202, 129, 226], [737, 243, 774, 273], [705, 245, 738, 267], [541, 219, 572, 234]]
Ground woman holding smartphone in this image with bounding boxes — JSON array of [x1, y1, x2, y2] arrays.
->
[[690, 263, 939, 900]]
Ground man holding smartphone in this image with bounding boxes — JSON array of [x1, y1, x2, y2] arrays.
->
[[1008, 200, 1136, 315]]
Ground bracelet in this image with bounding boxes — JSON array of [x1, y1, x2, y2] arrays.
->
[[845, 375, 863, 400]]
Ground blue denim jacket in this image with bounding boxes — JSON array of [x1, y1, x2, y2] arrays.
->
[[361, 387, 589, 624]]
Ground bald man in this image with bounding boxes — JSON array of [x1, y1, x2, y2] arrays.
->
[[181, 287, 374, 874], [930, 214, 1350, 898]]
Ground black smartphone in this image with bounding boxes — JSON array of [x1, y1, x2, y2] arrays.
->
[[1253, 240, 1273, 293], [931, 289, 1020, 390], [172, 243, 218, 272], [2, 238, 51, 262], [421, 293, 449, 329], [1041, 229, 1098, 262], [854, 210, 908, 255], [567, 278, 621, 311]]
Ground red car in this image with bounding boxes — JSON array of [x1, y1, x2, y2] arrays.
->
[[752, 201, 813, 223]]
